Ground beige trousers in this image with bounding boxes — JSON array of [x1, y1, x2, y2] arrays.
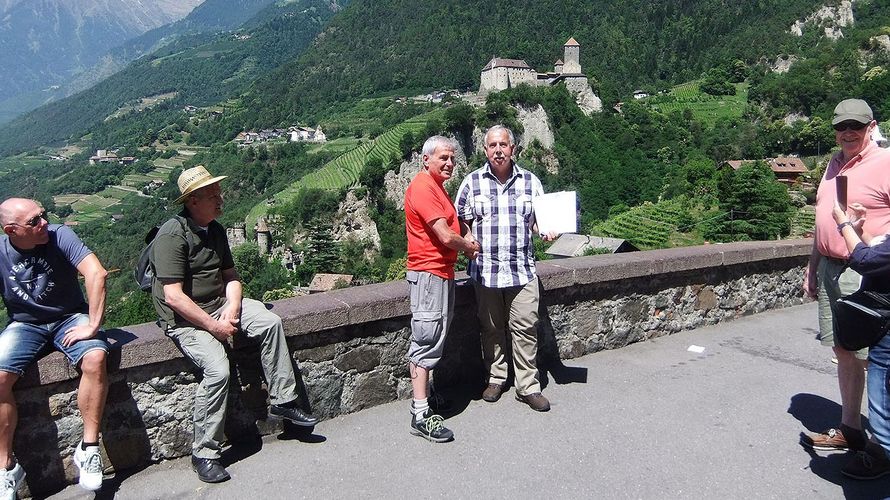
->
[[474, 277, 542, 395]]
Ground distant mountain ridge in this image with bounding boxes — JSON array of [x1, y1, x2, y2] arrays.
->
[[0, 0, 203, 102], [0, 0, 344, 154], [0, 0, 293, 124]]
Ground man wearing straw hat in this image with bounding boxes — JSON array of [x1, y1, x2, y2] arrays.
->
[[150, 165, 317, 483]]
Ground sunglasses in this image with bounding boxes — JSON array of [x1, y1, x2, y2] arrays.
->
[[833, 121, 869, 132], [8, 211, 46, 228]]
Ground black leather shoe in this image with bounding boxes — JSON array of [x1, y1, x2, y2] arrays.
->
[[191, 455, 230, 483], [270, 404, 319, 427]]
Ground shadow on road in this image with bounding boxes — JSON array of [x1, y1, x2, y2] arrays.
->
[[789, 393, 889, 499]]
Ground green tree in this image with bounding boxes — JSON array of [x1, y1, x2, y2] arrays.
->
[[707, 162, 792, 241]]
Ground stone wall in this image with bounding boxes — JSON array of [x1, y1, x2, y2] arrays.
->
[[13, 240, 810, 496]]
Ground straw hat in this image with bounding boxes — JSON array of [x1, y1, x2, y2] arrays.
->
[[174, 165, 227, 204]]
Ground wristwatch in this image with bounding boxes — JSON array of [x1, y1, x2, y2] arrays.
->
[[837, 221, 854, 232]]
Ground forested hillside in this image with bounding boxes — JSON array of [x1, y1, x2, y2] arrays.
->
[[239, 0, 820, 125]]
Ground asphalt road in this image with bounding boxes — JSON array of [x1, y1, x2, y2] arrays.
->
[[51, 303, 890, 499]]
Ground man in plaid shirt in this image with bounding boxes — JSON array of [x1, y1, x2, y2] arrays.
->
[[455, 125, 553, 412]]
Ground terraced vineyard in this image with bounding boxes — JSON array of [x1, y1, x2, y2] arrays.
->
[[646, 81, 748, 127], [246, 110, 442, 226], [789, 205, 816, 238], [594, 200, 689, 249]]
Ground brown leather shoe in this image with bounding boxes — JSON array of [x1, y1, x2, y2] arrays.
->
[[482, 383, 505, 402], [516, 392, 550, 412]]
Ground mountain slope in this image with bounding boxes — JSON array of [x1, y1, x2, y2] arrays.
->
[[0, 0, 344, 155], [0, 0, 285, 124], [0, 0, 202, 101]]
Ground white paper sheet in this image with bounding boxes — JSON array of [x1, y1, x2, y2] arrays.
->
[[533, 191, 577, 236]]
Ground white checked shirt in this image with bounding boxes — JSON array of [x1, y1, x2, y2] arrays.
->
[[455, 162, 543, 288]]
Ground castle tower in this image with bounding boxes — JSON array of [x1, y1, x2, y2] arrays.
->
[[563, 37, 581, 74], [255, 218, 271, 256], [226, 223, 246, 248], [554, 59, 564, 74]]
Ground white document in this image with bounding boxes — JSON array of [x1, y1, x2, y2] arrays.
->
[[532, 191, 577, 236]]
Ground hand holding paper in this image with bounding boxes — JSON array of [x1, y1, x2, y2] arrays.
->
[[532, 191, 577, 236]]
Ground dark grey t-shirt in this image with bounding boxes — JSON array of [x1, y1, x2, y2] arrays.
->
[[0, 224, 92, 323]]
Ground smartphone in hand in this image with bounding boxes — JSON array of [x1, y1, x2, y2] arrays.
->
[[837, 175, 848, 211]]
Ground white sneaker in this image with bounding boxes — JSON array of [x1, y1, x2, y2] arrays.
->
[[0, 462, 25, 500], [73, 441, 102, 491]]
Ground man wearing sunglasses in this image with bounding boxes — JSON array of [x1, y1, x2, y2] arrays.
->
[[0, 197, 110, 495], [801, 99, 890, 478]]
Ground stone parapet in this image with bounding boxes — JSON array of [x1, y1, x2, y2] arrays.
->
[[13, 240, 811, 496]]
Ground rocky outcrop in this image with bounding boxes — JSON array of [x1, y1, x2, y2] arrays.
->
[[783, 112, 808, 126], [383, 145, 469, 210], [771, 55, 798, 73], [516, 105, 555, 150], [789, 0, 856, 40], [331, 190, 381, 255], [564, 76, 603, 115]]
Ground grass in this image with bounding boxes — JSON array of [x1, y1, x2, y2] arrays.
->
[[593, 199, 692, 250], [245, 109, 443, 227], [0, 155, 47, 177], [646, 81, 748, 127]]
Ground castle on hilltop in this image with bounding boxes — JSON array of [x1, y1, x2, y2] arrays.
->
[[480, 37, 583, 93], [479, 37, 601, 113]]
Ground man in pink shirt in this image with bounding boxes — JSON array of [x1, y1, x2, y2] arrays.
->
[[802, 99, 890, 455]]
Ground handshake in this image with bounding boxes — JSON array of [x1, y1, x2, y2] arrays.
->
[[463, 236, 481, 260]]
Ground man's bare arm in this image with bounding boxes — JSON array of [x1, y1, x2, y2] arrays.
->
[[431, 218, 479, 255], [62, 254, 108, 346], [219, 267, 243, 326]]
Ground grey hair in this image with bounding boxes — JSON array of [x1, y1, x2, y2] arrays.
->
[[483, 125, 515, 145], [421, 135, 458, 157]]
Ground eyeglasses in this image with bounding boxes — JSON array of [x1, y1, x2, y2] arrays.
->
[[833, 121, 869, 132], [8, 211, 46, 228]]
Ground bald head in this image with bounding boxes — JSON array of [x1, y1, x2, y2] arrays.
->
[[0, 198, 38, 226]]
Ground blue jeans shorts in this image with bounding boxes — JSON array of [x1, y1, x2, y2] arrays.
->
[[0, 313, 109, 376]]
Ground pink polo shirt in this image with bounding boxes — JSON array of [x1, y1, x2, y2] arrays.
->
[[815, 142, 890, 259]]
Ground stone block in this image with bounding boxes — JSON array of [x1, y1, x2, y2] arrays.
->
[[343, 370, 396, 413], [334, 345, 381, 373], [694, 287, 718, 311]]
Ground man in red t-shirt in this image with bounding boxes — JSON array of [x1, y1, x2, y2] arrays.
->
[[404, 135, 479, 442]]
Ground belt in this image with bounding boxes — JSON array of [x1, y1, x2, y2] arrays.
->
[[824, 256, 848, 265]]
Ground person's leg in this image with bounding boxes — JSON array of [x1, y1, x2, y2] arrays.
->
[[53, 314, 110, 444], [807, 259, 867, 450], [508, 278, 542, 396], [407, 272, 451, 399], [831, 265, 868, 434], [835, 346, 867, 430], [238, 298, 298, 405], [75, 350, 107, 443], [167, 326, 230, 459], [0, 321, 50, 469], [0, 371, 18, 470], [473, 282, 508, 387], [867, 335, 890, 460]]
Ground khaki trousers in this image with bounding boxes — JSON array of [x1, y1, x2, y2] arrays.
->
[[474, 277, 542, 395], [167, 297, 298, 459], [817, 256, 867, 360]]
